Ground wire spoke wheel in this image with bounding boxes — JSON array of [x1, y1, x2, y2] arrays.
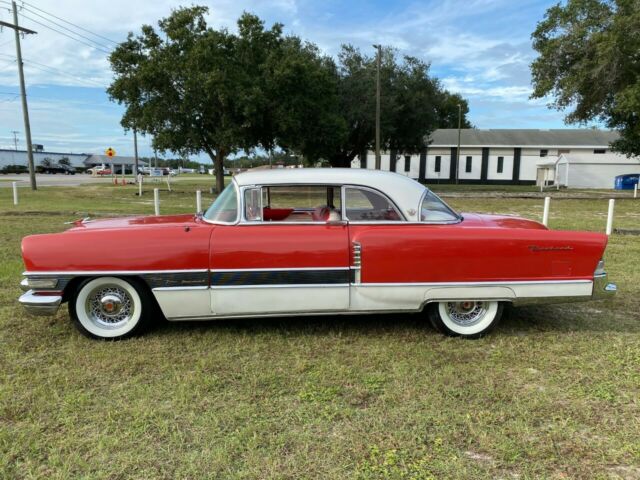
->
[[85, 284, 134, 329], [445, 301, 487, 327], [71, 277, 150, 340], [429, 300, 503, 338]]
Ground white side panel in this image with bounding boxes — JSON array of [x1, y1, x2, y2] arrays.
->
[[350, 281, 593, 311], [487, 155, 514, 180], [211, 286, 349, 315], [152, 288, 212, 319]]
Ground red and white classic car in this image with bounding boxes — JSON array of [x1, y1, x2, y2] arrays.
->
[[19, 169, 616, 339]]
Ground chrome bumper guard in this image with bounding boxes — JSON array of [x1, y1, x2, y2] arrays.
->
[[19, 290, 62, 316], [592, 273, 617, 300]]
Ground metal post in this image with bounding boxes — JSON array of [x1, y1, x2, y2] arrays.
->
[[12, 182, 18, 205], [456, 103, 461, 184], [374, 44, 381, 170], [154, 188, 160, 216], [542, 196, 550, 226], [634, 184, 638, 199], [606, 199, 615, 236], [138, 177, 142, 197], [196, 190, 202, 214], [11, 1, 37, 190]]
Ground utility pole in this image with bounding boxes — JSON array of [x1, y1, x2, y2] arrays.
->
[[373, 44, 382, 170], [133, 127, 139, 175], [1, 2, 38, 189], [11, 130, 19, 150], [456, 103, 462, 185]]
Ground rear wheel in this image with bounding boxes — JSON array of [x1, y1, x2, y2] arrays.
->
[[69, 277, 152, 340], [428, 300, 502, 339]]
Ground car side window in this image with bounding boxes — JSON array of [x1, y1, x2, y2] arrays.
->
[[344, 187, 402, 222], [244, 188, 262, 221]]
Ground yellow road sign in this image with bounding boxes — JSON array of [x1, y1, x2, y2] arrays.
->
[[105, 147, 116, 158]]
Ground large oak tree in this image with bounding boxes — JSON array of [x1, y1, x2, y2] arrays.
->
[[531, 0, 640, 156]]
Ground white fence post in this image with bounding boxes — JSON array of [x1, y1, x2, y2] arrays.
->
[[154, 188, 160, 216], [606, 199, 615, 236], [12, 182, 18, 205], [196, 190, 202, 214], [138, 178, 142, 197], [634, 183, 638, 199], [166, 174, 172, 192], [542, 196, 550, 226]]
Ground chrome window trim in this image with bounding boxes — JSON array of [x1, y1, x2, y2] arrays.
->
[[239, 183, 343, 225], [210, 283, 351, 290], [200, 178, 241, 226], [417, 188, 462, 225], [342, 184, 407, 223]]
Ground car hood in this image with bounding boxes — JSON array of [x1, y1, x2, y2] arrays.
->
[[461, 213, 548, 230], [66, 214, 199, 231]]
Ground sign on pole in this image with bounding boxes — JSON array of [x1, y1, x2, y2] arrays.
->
[[105, 147, 116, 158]]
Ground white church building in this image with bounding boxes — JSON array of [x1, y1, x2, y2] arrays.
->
[[352, 129, 640, 189]]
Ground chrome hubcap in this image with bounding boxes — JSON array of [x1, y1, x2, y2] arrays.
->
[[446, 301, 487, 327], [86, 285, 133, 328]]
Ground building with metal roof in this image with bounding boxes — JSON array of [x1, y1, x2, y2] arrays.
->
[[0, 149, 146, 174], [352, 129, 636, 188]]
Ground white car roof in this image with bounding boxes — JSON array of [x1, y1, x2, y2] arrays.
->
[[233, 168, 427, 221]]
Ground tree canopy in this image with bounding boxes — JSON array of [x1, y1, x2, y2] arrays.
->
[[109, 7, 472, 184], [531, 0, 640, 156]]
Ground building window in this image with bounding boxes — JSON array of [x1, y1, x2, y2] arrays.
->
[[404, 155, 411, 172], [497, 156, 504, 173], [465, 156, 472, 173], [594, 149, 606, 154], [434, 156, 441, 173], [540, 149, 548, 157]]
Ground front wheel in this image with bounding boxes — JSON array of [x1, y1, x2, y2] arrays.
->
[[69, 277, 152, 340], [428, 300, 503, 339]]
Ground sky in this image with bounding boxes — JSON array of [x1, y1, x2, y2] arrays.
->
[[0, 0, 574, 159]]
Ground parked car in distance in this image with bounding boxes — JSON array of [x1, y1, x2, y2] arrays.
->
[[36, 163, 76, 175], [19, 169, 617, 340], [1, 164, 28, 174], [87, 166, 112, 176]]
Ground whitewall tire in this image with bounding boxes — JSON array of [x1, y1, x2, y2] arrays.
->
[[69, 277, 152, 340], [428, 300, 503, 338]]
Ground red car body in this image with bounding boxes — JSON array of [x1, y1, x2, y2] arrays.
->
[[19, 169, 616, 339]]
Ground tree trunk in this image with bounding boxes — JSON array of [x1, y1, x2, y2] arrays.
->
[[214, 149, 225, 194]]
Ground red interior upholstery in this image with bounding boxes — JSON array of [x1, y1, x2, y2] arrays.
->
[[263, 207, 294, 221]]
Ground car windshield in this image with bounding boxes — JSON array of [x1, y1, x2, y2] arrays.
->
[[420, 190, 460, 222], [204, 182, 238, 223]]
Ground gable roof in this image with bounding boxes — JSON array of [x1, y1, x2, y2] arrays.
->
[[428, 129, 620, 148]]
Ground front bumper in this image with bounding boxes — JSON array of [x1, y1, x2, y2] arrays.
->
[[19, 290, 62, 316], [592, 273, 617, 300]]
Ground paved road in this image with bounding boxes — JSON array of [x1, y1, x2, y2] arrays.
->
[[0, 174, 115, 187]]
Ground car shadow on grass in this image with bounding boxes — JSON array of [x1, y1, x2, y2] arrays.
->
[[151, 300, 639, 338]]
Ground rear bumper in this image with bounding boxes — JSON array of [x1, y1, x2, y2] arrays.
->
[[19, 290, 62, 316], [592, 273, 617, 300]]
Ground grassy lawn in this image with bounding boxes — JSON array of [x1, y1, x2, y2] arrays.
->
[[1, 182, 639, 479]]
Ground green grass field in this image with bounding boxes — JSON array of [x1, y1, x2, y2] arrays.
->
[[1, 180, 639, 479]]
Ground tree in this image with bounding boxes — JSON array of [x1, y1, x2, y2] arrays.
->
[[108, 8, 284, 193], [531, 0, 640, 156], [327, 45, 471, 167]]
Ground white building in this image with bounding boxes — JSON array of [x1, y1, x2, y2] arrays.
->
[[352, 129, 639, 188], [0, 148, 145, 174], [555, 152, 640, 189]]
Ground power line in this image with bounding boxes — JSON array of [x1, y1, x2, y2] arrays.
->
[[17, 0, 118, 45], [0, 52, 107, 88], [16, 12, 112, 54], [17, 4, 114, 52]]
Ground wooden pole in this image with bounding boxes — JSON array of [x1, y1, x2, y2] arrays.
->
[[606, 199, 615, 236], [154, 188, 160, 216], [542, 196, 550, 226]]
